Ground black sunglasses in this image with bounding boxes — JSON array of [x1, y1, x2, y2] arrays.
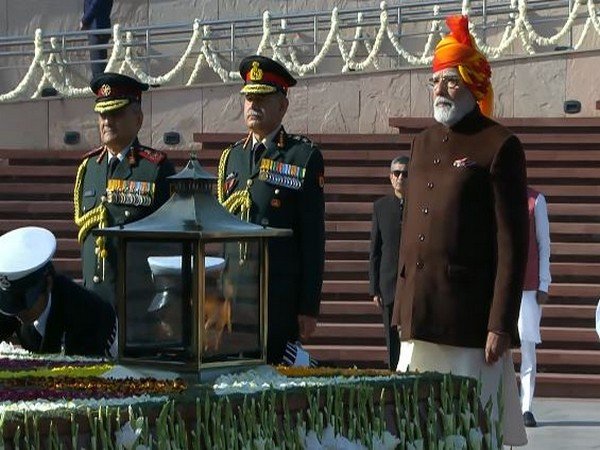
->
[[392, 170, 408, 178]]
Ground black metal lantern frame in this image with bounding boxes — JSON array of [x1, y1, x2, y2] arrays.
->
[[96, 157, 290, 378]]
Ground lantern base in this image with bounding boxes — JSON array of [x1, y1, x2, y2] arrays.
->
[[110, 358, 267, 383]]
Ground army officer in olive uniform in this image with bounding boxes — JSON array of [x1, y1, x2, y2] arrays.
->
[[217, 56, 325, 364], [74, 73, 175, 306]]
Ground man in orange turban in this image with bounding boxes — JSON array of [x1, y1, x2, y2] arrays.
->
[[432, 15, 493, 117], [391, 15, 528, 446]]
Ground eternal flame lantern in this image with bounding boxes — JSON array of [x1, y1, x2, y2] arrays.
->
[[96, 156, 291, 379]]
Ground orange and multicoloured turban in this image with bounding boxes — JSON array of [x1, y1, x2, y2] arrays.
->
[[432, 15, 493, 116]]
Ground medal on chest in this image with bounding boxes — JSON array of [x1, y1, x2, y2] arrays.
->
[[258, 158, 305, 190]]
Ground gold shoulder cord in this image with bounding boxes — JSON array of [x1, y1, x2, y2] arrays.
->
[[217, 146, 251, 222], [217, 146, 252, 264], [73, 158, 109, 278]]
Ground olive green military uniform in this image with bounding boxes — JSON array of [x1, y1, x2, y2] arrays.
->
[[75, 139, 175, 306], [219, 127, 325, 363]]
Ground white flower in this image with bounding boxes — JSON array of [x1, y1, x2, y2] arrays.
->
[[406, 439, 424, 450], [372, 431, 401, 450], [320, 426, 336, 447], [0, 395, 169, 419], [444, 434, 467, 450], [320, 426, 366, 450], [298, 425, 368, 450], [303, 430, 324, 450], [213, 366, 403, 396], [468, 428, 483, 450], [0, 342, 104, 363], [115, 421, 142, 450], [252, 437, 268, 450]]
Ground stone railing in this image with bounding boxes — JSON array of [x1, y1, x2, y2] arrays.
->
[[0, 0, 599, 102]]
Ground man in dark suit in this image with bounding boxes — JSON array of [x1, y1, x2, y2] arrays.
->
[[74, 73, 175, 307], [369, 156, 408, 369], [391, 15, 528, 446], [0, 227, 116, 357], [217, 55, 325, 365], [80, 0, 114, 77]]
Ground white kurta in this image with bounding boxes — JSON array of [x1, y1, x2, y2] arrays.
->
[[397, 340, 528, 447], [596, 299, 600, 340], [518, 193, 551, 344], [518, 291, 542, 343]]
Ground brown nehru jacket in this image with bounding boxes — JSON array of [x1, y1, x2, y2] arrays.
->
[[391, 107, 528, 348]]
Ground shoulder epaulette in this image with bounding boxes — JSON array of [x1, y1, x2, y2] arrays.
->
[[290, 134, 317, 148], [82, 146, 104, 160], [227, 139, 245, 150], [222, 138, 247, 154], [138, 148, 167, 164]]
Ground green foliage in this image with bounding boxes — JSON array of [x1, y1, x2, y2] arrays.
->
[[1, 376, 497, 450]]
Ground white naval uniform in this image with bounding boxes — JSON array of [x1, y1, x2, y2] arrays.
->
[[397, 340, 528, 447], [518, 193, 551, 414]]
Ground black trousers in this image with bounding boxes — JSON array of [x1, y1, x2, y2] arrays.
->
[[88, 33, 110, 78], [382, 303, 400, 370]]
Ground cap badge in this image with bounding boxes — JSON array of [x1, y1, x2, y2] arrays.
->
[[100, 84, 112, 96], [249, 61, 263, 82], [0, 274, 10, 290]]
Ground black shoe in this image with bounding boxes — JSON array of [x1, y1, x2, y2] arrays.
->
[[523, 411, 537, 427]]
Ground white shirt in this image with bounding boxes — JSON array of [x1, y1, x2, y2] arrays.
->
[[33, 292, 52, 337], [251, 125, 282, 148], [533, 193, 552, 292], [595, 299, 600, 340], [107, 141, 134, 167]]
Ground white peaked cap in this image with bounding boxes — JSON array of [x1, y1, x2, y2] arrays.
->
[[147, 256, 226, 276], [0, 227, 56, 281]]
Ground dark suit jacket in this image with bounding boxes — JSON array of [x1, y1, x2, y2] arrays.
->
[[76, 139, 175, 306], [82, 0, 113, 29], [0, 275, 116, 356], [392, 108, 528, 348], [369, 195, 403, 306], [220, 128, 325, 362]]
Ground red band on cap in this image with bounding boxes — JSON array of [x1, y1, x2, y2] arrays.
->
[[245, 71, 289, 90], [95, 84, 142, 101]]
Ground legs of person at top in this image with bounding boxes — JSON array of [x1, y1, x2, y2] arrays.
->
[[520, 339, 537, 427], [88, 33, 109, 78]]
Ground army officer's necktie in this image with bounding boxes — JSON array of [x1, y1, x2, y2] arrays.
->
[[108, 157, 119, 177], [252, 142, 265, 170]]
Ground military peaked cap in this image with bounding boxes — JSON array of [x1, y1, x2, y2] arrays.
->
[[239, 55, 297, 95], [0, 227, 56, 316], [90, 72, 149, 114]]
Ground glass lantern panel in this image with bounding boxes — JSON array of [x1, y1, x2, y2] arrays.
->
[[123, 240, 195, 362], [202, 239, 262, 362]]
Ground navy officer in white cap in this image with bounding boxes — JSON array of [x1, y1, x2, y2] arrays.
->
[[0, 227, 116, 356]]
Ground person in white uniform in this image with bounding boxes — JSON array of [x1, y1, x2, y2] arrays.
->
[[0, 227, 116, 356], [518, 187, 551, 427]]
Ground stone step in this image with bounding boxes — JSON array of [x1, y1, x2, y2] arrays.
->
[[3, 123, 600, 398], [310, 323, 599, 345]]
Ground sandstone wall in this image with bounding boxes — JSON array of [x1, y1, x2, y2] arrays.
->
[[0, 49, 597, 151]]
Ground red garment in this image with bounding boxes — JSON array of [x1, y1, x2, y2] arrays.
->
[[523, 187, 540, 290]]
